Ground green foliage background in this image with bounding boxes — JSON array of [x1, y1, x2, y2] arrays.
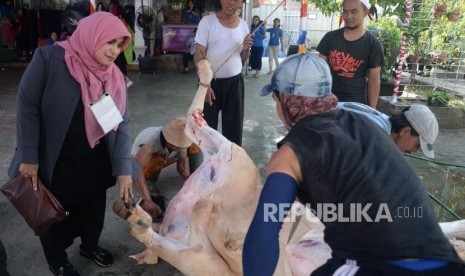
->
[[368, 18, 402, 74], [311, 0, 464, 63]]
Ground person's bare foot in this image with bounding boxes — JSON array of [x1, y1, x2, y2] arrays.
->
[[267, 70, 274, 75]]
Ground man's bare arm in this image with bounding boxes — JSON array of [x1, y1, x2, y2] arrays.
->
[[133, 171, 162, 215], [194, 43, 215, 105], [367, 66, 381, 108], [241, 48, 251, 63], [177, 149, 190, 180], [194, 43, 207, 64], [241, 35, 253, 63]]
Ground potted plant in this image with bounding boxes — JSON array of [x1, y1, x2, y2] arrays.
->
[[426, 89, 453, 107]]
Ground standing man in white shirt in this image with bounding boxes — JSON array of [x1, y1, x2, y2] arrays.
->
[[194, 0, 253, 146], [183, 28, 197, 73]]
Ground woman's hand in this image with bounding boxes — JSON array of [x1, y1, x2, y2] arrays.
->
[[117, 175, 133, 203], [19, 163, 39, 190]]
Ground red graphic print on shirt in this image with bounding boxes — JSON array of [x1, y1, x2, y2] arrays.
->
[[328, 50, 364, 78]]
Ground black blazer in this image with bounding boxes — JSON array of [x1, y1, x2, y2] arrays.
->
[[8, 46, 132, 187]]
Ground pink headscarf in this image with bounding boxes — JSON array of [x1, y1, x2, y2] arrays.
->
[[56, 12, 130, 148], [277, 93, 339, 129]]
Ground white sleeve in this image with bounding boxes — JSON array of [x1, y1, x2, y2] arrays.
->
[[195, 17, 209, 47], [131, 127, 162, 156]]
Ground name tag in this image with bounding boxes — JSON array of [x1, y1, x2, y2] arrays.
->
[[90, 93, 123, 134]]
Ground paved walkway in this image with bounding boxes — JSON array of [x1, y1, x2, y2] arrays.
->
[[1, 62, 465, 275]]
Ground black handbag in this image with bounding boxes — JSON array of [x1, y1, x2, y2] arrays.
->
[[0, 175, 68, 235]]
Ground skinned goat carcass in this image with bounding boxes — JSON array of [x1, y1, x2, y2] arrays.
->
[[114, 59, 262, 275], [114, 60, 465, 276]]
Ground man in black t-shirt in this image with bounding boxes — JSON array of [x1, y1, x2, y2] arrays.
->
[[317, 0, 383, 108], [242, 54, 464, 275]]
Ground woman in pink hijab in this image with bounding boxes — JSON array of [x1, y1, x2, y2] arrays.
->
[[9, 12, 132, 276]]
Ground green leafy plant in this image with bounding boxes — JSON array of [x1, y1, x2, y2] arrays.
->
[[311, 0, 341, 17], [407, 11, 433, 58], [406, 0, 464, 68], [425, 89, 453, 107], [368, 18, 403, 76], [311, 0, 405, 18]]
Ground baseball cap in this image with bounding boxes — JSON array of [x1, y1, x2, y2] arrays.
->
[[162, 116, 192, 148], [403, 105, 438, 158], [260, 54, 332, 98]]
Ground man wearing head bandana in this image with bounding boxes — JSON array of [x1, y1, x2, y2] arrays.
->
[[8, 12, 133, 275], [242, 54, 464, 276]]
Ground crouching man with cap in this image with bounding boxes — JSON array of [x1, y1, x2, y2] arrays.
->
[[337, 102, 438, 158], [131, 116, 200, 216], [242, 54, 464, 275]]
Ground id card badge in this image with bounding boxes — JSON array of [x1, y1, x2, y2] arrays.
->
[[90, 93, 123, 134]]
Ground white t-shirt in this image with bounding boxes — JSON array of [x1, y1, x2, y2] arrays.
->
[[131, 127, 163, 156], [131, 127, 181, 159], [195, 13, 249, 78]]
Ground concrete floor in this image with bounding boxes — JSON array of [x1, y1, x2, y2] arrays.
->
[[1, 62, 465, 275]]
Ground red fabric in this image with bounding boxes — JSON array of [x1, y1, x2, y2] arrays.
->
[[56, 12, 130, 148], [278, 93, 338, 128]]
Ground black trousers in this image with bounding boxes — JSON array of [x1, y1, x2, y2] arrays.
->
[[250, 46, 264, 70], [183, 52, 194, 68], [203, 73, 244, 146], [312, 257, 465, 276], [39, 192, 106, 267]]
